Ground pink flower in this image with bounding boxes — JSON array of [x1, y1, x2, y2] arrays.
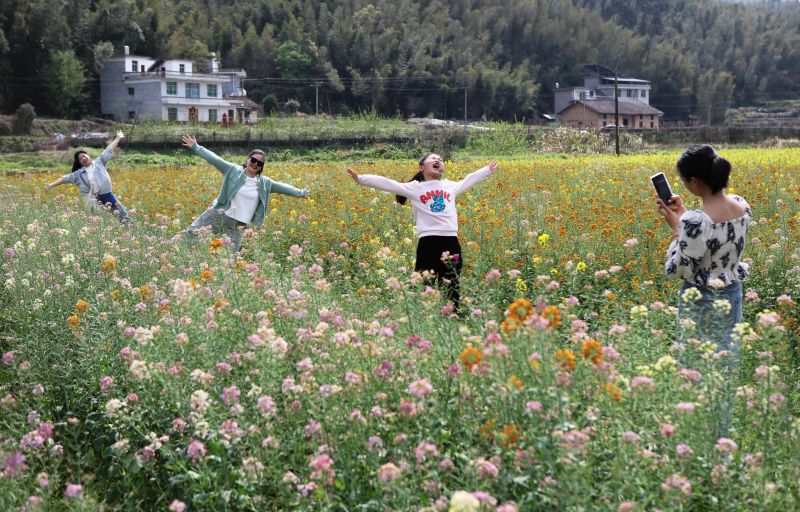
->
[[631, 376, 655, 393], [407, 379, 434, 397], [675, 402, 695, 415], [99, 376, 114, 393], [484, 269, 502, 283], [169, 499, 187, 512], [676, 444, 694, 458], [414, 440, 439, 466], [308, 454, 335, 483], [714, 438, 738, 453], [776, 294, 795, 306], [64, 483, 83, 499], [2, 351, 15, 366], [618, 501, 637, 512], [621, 431, 640, 443], [3, 452, 26, 478], [187, 440, 206, 462], [377, 462, 402, 483], [661, 473, 692, 495], [660, 423, 676, 437], [221, 385, 240, 406]]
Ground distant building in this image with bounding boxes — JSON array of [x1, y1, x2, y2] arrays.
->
[[100, 46, 258, 124], [554, 64, 662, 129]]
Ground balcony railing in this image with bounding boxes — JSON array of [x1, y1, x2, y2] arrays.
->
[[122, 70, 225, 81]]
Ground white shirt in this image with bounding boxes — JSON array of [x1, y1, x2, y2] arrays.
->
[[357, 166, 492, 238], [225, 177, 259, 223]]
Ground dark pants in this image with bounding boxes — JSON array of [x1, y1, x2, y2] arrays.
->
[[415, 236, 463, 309], [95, 192, 130, 223]]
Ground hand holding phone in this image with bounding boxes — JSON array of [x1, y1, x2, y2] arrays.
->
[[650, 172, 673, 205]]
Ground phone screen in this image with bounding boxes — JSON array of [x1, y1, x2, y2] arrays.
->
[[650, 173, 673, 205]]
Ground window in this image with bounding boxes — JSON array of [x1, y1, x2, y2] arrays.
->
[[128, 111, 136, 121], [166, 82, 177, 95], [641, 90, 647, 98], [579, 92, 586, 100], [603, 121, 607, 127], [128, 87, 134, 96], [186, 83, 200, 99], [617, 89, 622, 97], [650, 121, 654, 128], [589, 90, 594, 97], [639, 121, 643, 128], [626, 89, 632, 97], [650, 115, 654, 120], [131, 60, 138, 72], [639, 114, 643, 119], [209, 109, 217, 123], [168, 108, 177, 121], [207, 84, 218, 97], [179, 64, 185, 74]]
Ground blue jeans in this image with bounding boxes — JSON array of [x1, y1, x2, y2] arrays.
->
[[183, 209, 246, 251], [95, 192, 130, 223], [678, 280, 742, 435]]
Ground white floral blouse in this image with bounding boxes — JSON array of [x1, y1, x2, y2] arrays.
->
[[665, 195, 751, 287]]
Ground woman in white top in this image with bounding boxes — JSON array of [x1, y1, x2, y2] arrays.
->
[[657, 144, 751, 434], [46, 131, 130, 222], [180, 135, 309, 252], [347, 154, 497, 310]]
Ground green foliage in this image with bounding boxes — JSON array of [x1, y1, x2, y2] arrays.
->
[[42, 50, 88, 118], [12, 103, 35, 135]]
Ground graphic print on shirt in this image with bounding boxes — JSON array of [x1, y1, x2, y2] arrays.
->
[[419, 189, 451, 213]]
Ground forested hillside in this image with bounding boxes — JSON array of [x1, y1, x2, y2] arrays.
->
[[1, 0, 798, 121]]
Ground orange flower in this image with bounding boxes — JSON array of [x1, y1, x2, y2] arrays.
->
[[542, 305, 561, 328], [502, 298, 534, 333], [501, 424, 520, 448], [480, 418, 497, 439], [138, 285, 153, 301], [604, 381, 622, 400], [556, 348, 576, 371], [209, 238, 224, 252], [582, 339, 603, 365], [235, 260, 246, 270], [507, 375, 524, 390], [199, 269, 213, 281], [75, 300, 89, 314], [67, 315, 80, 326], [460, 346, 483, 371], [101, 255, 117, 272]]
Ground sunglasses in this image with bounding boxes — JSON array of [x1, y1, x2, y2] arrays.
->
[[249, 156, 264, 168]]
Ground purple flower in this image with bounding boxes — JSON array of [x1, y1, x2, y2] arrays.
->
[[3, 452, 26, 478], [64, 483, 83, 499]]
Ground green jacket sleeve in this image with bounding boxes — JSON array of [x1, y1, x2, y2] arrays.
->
[[269, 179, 308, 198], [193, 143, 236, 175]]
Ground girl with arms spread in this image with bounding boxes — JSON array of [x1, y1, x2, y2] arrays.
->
[[348, 154, 497, 311]]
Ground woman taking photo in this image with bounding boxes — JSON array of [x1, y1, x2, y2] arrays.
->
[[656, 144, 751, 434], [46, 130, 130, 222], [180, 135, 309, 252], [347, 153, 497, 311]]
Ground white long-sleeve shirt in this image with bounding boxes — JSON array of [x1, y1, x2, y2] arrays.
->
[[356, 166, 492, 238]]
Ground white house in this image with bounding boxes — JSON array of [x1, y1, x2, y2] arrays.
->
[[100, 46, 254, 124]]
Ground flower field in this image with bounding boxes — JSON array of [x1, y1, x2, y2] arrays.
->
[[1, 148, 799, 511]]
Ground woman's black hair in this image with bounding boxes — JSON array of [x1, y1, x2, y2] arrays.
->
[[245, 149, 266, 175], [676, 144, 731, 194], [396, 153, 434, 205], [71, 150, 89, 172]]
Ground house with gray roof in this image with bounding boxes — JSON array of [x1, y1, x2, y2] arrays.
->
[[554, 65, 663, 129]]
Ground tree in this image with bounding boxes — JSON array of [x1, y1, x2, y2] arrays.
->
[[276, 41, 311, 79], [43, 50, 88, 118], [12, 103, 35, 135]]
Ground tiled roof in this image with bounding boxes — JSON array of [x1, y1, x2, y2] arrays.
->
[[559, 100, 663, 116]]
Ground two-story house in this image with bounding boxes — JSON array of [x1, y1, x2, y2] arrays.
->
[[554, 64, 663, 130], [100, 47, 255, 124]]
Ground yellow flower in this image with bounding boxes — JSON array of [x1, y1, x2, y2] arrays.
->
[[576, 261, 587, 272], [67, 315, 80, 326], [449, 491, 480, 512], [507, 375, 523, 390], [538, 233, 550, 246], [199, 269, 213, 281], [515, 277, 528, 293]]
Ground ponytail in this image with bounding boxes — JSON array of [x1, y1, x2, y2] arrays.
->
[[396, 171, 424, 205], [676, 144, 731, 194]]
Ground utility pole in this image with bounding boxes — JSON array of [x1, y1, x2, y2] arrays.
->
[[464, 85, 468, 136], [313, 82, 321, 116], [614, 71, 620, 156]]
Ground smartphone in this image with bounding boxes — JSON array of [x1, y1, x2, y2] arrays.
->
[[650, 172, 673, 205]]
